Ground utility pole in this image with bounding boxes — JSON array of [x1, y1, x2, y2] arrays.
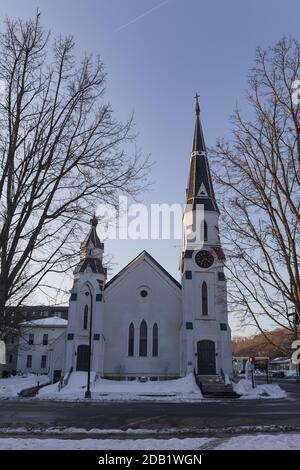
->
[[85, 285, 93, 399]]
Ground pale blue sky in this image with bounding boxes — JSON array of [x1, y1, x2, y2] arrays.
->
[[1, 1, 299, 334]]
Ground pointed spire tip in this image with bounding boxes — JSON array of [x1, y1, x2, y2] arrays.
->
[[90, 213, 98, 227], [194, 93, 200, 116]]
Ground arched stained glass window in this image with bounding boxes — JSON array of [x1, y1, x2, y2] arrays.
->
[[152, 323, 158, 357], [128, 323, 134, 356], [139, 320, 147, 356]]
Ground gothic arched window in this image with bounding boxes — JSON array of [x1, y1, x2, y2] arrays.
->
[[152, 323, 158, 357], [204, 220, 208, 242], [83, 305, 88, 330], [202, 282, 208, 316], [139, 320, 147, 356], [128, 323, 134, 357]]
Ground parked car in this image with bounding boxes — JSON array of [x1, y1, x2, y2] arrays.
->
[[139, 376, 147, 383], [270, 371, 285, 378]]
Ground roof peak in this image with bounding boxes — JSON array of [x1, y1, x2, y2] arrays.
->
[[105, 250, 181, 290]]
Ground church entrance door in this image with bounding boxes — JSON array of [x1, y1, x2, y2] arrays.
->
[[76, 344, 89, 371], [197, 340, 216, 375]]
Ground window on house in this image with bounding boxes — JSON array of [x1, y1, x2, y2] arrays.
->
[[83, 305, 88, 330], [28, 334, 34, 345], [128, 323, 134, 356], [41, 355, 47, 369], [26, 355, 32, 368], [202, 281, 208, 315], [139, 320, 147, 357], [43, 334, 48, 346], [9, 354, 13, 364], [152, 323, 158, 357]]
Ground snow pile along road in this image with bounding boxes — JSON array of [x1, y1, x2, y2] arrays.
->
[[0, 374, 50, 398], [38, 372, 203, 402], [1, 433, 300, 450], [233, 379, 287, 399], [38, 371, 96, 398]]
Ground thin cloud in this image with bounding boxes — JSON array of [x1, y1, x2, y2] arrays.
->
[[115, 0, 171, 33]]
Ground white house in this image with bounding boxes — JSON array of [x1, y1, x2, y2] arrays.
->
[[14, 98, 233, 383], [16, 317, 67, 382]]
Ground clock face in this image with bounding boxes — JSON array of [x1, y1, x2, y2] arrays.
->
[[195, 250, 214, 268]]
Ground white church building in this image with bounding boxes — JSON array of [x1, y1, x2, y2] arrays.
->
[[17, 98, 232, 382]]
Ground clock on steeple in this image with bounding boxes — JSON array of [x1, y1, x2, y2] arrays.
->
[[195, 250, 214, 268]]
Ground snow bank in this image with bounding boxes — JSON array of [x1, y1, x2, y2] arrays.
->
[[38, 372, 203, 402], [216, 433, 300, 450], [38, 371, 96, 397], [233, 379, 287, 399], [1, 433, 300, 450], [0, 374, 50, 398], [0, 437, 211, 450]]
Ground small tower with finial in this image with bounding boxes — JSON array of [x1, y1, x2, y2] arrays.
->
[[64, 215, 107, 378]]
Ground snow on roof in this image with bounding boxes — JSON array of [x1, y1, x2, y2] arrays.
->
[[21, 316, 68, 328]]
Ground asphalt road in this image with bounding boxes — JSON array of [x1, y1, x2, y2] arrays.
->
[[1, 399, 300, 437], [0, 380, 300, 437]]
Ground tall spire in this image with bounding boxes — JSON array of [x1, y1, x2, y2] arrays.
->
[[192, 93, 206, 155], [186, 96, 219, 212]]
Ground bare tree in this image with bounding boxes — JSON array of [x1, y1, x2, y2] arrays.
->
[[212, 38, 300, 351], [0, 13, 149, 336]]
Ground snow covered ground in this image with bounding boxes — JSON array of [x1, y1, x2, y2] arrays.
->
[[37, 372, 203, 402], [0, 374, 50, 398], [233, 379, 287, 399], [0, 433, 300, 450]]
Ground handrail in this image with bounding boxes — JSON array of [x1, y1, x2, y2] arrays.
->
[[58, 367, 73, 391]]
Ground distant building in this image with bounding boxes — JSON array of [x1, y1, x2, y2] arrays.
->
[[269, 357, 297, 374], [0, 306, 68, 376], [16, 317, 67, 382]]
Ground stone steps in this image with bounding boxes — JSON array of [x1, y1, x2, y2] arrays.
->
[[196, 375, 241, 398]]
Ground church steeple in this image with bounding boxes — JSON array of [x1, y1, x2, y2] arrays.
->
[[79, 214, 103, 261], [186, 96, 219, 213], [74, 215, 106, 275]]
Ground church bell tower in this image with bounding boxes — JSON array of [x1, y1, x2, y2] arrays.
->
[[64, 215, 107, 377], [180, 96, 232, 377]]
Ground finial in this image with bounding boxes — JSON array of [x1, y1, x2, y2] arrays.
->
[[90, 213, 98, 227], [194, 93, 200, 116]]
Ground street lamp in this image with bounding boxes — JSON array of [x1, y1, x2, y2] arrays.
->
[[84, 285, 93, 399]]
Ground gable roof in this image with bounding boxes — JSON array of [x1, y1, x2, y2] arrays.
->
[[105, 250, 181, 290]]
